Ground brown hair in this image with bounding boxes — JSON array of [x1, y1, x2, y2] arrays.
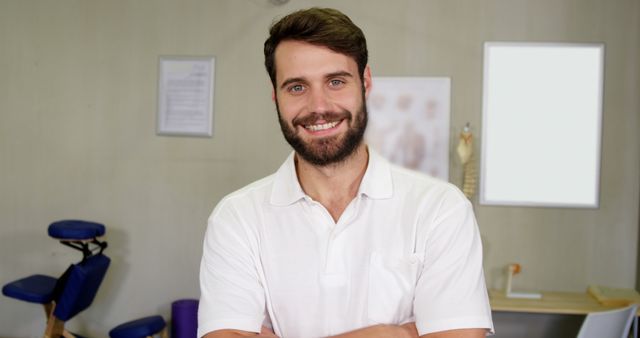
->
[[264, 7, 368, 88]]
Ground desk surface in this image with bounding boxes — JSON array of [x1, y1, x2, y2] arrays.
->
[[489, 289, 633, 315]]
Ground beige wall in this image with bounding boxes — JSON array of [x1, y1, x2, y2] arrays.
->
[[0, 0, 638, 336]]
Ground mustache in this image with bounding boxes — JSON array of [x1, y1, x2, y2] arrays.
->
[[292, 111, 352, 127]]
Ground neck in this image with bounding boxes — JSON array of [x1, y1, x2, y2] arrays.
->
[[295, 143, 369, 222]]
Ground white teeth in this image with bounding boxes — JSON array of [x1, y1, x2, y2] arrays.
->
[[305, 121, 339, 131]]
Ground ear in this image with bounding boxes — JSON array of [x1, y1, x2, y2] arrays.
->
[[271, 88, 276, 102], [363, 65, 372, 98]]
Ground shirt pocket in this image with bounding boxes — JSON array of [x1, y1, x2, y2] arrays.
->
[[367, 251, 423, 324]]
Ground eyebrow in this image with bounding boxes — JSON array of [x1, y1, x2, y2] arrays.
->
[[280, 77, 307, 90], [279, 71, 355, 90], [326, 71, 354, 80]]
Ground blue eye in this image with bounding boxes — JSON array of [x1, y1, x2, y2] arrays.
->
[[329, 79, 344, 87], [289, 84, 304, 93]]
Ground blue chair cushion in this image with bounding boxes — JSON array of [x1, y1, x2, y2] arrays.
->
[[2, 274, 57, 304], [48, 220, 105, 240], [54, 254, 110, 321], [109, 315, 166, 338]]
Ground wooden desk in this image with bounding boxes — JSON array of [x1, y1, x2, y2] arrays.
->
[[489, 289, 638, 315]]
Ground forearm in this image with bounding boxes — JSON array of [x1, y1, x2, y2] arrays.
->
[[203, 331, 256, 338], [202, 331, 251, 338], [330, 323, 418, 338], [203, 326, 406, 338], [202, 323, 485, 338], [421, 328, 486, 338], [203, 326, 278, 338], [328, 324, 485, 338]]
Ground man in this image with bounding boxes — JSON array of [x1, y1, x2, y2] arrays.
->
[[198, 7, 493, 338]]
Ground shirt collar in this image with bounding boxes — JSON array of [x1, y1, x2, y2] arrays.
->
[[358, 148, 393, 199], [269, 148, 393, 206], [270, 152, 306, 206]]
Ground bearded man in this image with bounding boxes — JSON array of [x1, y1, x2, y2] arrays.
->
[[198, 7, 494, 338]]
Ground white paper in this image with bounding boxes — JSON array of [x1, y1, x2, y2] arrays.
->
[[157, 57, 214, 136]]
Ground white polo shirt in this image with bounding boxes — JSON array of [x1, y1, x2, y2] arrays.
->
[[198, 150, 493, 338]]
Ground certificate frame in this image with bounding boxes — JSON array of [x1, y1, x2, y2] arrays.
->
[[157, 56, 215, 137], [480, 42, 604, 208]]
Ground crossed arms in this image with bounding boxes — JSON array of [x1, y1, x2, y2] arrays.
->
[[203, 323, 486, 338]]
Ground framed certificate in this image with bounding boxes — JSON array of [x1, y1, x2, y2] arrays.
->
[[157, 56, 215, 137]]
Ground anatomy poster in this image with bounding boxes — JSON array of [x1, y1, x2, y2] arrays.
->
[[365, 77, 451, 180]]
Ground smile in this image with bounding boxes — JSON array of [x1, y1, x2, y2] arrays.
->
[[304, 121, 340, 132]]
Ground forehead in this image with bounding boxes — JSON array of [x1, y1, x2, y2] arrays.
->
[[273, 40, 358, 84]]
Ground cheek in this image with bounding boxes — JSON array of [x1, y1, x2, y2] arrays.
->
[[335, 90, 363, 110], [277, 95, 306, 117]]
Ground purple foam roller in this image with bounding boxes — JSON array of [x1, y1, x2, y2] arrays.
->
[[171, 299, 198, 338]]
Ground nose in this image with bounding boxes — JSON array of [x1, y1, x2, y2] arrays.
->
[[307, 87, 331, 114]]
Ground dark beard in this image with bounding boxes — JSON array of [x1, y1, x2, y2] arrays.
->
[[276, 91, 368, 167]]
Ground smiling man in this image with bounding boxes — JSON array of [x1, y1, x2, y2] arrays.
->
[[198, 8, 493, 338]]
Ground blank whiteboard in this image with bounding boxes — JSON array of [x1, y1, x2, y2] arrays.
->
[[480, 42, 604, 208]]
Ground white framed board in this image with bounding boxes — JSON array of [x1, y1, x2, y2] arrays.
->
[[480, 42, 604, 208]]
